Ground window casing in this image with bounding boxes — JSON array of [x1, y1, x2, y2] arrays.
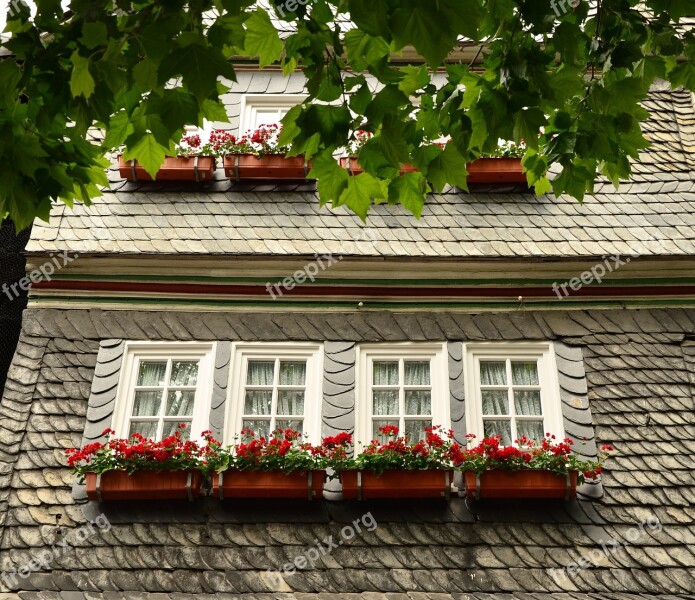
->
[[356, 343, 450, 446], [240, 94, 307, 132], [464, 343, 564, 444], [226, 342, 323, 444], [111, 342, 216, 442]]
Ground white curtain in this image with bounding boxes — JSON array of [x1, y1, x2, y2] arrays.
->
[[132, 391, 162, 416], [404, 361, 430, 385], [277, 390, 304, 415], [511, 361, 539, 385], [247, 361, 274, 385], [170, 361, 199, 386], [372, 390, 398, 415], [373, 361, 398, 385], [129, 421, 157, 439], [137, 361, 166, 386], [166, 390, 195, 416], [514, 390, 542, 415], [484, 420, 512, 445], [480, 361, 506, 386], [481, 390, 508, 415], [279, 361, 306, 385], [405, 390, 431, 415], [517, 420, 544, 441]]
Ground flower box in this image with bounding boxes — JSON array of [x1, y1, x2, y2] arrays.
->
[[340, 157, 418, 176], [466, 157, 526, 183], [85, 470, 203, 502], [340, 469, 453, 500], [462, 469, 578, 500], [223, 154, 310, 180], [212, 469, 325, 500], [118, 156, 216, 182]]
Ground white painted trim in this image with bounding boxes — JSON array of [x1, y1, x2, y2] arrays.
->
[[462, 342, 564, 443], [355, 342, 450, 450], [226, 342, 323, 445], [112, 342, 217, 443], [240, 94, 307, 133]]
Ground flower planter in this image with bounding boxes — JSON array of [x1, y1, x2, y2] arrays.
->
[[466, 157, 526, 183], [212, 469, 325, 500], [463, 470, 578, 500], [118, 156, 216, 182], [340, 157, 418, 176], [340, 469, 452, 500], [223, 154, 310, 181], [85, 470, 203, 502]]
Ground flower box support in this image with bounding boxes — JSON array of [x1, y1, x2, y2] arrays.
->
[[213, 469, 325, 500], [85, 470, 203, 502], [223, 154, 310, 181], [118, 156, 216, 182], [340, 469, 452, 500], [463, 470, 578, 500], [466, 157, 526, 184]]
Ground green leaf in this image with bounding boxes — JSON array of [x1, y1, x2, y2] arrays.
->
[[668, 60, 695, 92], [70, 51, 95, 99], [122, 133, 169, 179], [338, 173, 388, 221], [513, 108, 546, 151], [244, 10, 283, 67], [308, 152, 349, 203], [103, 111, 133, 149], [388, 172, 427, 218], [427, 144, 469, 192], [80, 22, 107, 49], [344, 30, 391, 72], [201, 99, 230, 123], [398, 65, 430, 96]]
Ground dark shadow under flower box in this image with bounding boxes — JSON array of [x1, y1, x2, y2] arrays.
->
[[340, 469, 452, 500], [463, 470, 578, 500], [340, 157, 418, 176], [212, 469, 325, 500], [118, 156, 216, 182], [85, 470, 203, 502], [223, 154, 310, 180], [466, 157, 526, 183]]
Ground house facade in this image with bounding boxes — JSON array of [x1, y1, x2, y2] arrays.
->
[[1, 69, 694, 598]]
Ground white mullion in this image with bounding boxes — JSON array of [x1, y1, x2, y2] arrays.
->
[[158, 359, 173, 440], [270, 358, 280, 433], [399, 358, 405, 434], [506, 358, 516, 444]]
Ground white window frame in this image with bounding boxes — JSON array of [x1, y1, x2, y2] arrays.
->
[[226, 342, 324, 444], [355, 343, 450, 448], [111, 342, 217, 443], [463, 342, 564, 443], [240, 94, 307, 133]]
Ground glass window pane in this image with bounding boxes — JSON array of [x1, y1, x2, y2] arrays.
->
[[405, 419, 431, 442], [511, 361, 539, 385], [373, 361, 398, 385], [516, 420, 544, 441], [277, 390, 304, 415], [275, 419, 303, 434], [372, 390, 398, 415], [405, 390, 431, 415], [132, 391, 162, 416], [128, 421, 157, 439], [483, 419, 512, 445], [244, 390, 273, 415], [162, 421, 191, 440], [242, 419, 271, 438], [481, 390, 509, 415], [169, 361, 199, 386], [279, 361, 306, 385], [372, 420, 399, 439], [480, 361, 507, 385], [404, 361, 430, 385], [137, 361, 166, 386], [166, 390, 195, 416], [514, 390, 542, 415], [246, 361, 274, 385]]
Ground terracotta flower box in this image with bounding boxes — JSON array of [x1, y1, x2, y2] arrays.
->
[[466, 157, 526, 183], [118, 156, 216, 182], [340, 469, 453, 500], [85, 470, 203, 502], [212, 469, 325, 500], [223, 154, 310, 180], [463, 470, 578, 500], [340, 157, 418, 176]]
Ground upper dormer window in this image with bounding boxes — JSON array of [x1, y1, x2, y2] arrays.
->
[[241, 94, 307, 132]]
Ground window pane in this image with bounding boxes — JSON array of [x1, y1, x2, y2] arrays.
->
[[275, 419, 303, 434], [405, 419, 431, 442], [404, 361, 430, 385], [132, 391, 162, 416], [279, 361, 306, 385], [244, 390, 273, 415], [246, 361, 274, 385], [277, 390, 304, 415], [137, 361, 166, 386], [483, 419, 512, 445], [169, 361, 199, 386], [162, 421, 191, 440], [373, 361, 398, 385], [128, 421, 157, 439], [514, 390, 542, 415], [516, 420, 544, 441], [481, 390, 509, 415], [480, 361, 507, 385], [511, 361, 539, 385], [372, 390, 398, 415], [242, 419, 271, 438], [405, 390, 431, 415], [166, 390, 195, 416], [372, 420, 399, 439]]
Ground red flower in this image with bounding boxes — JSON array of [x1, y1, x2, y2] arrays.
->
[[378, 425, 399, 436]]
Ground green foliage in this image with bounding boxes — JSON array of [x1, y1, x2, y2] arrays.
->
[[1, 0, 693, 227]]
